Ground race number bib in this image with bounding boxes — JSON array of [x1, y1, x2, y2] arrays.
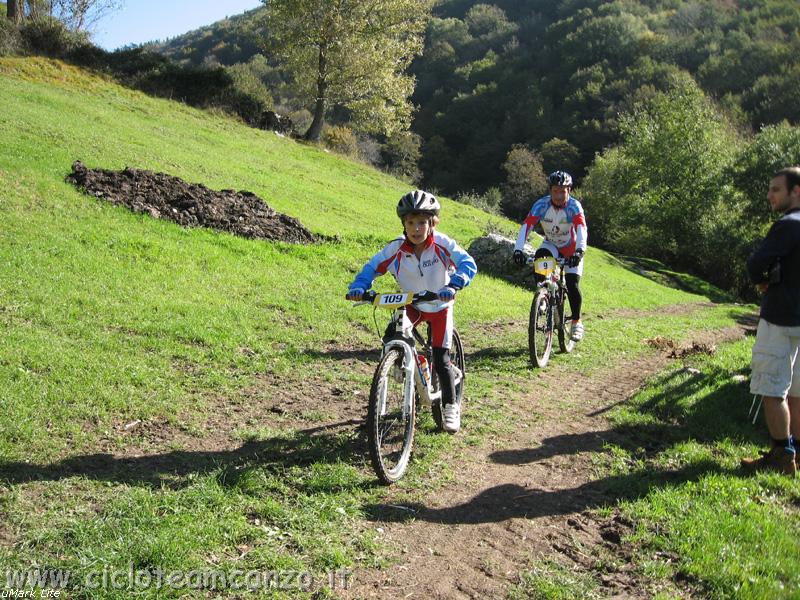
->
[[533, 257, 556, 276], [374, 293, 413, 308]]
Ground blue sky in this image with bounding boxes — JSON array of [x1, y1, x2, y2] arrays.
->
[[92, 0, 263, 51]]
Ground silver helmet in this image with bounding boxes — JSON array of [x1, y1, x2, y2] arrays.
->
[[548, 170, 573, 187], [397, 190, 440, 219]]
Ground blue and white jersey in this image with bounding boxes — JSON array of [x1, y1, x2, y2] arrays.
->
[[349, 231, 477, 312], [514, 195, 588, 256]]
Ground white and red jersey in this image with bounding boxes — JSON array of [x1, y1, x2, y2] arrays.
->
[[349, 231, 477, 312], [514, 195, 588, 257]]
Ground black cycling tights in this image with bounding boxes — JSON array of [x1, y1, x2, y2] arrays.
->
[[432, 347, 456, 406], [564, 273, 582, 321], [533, 248, 582, 320]]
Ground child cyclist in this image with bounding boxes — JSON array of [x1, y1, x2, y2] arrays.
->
[[512, 170, 588, 341], [346, 190, 477, 433]]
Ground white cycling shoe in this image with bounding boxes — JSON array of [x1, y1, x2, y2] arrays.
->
[[570, 321, 584, 342], [442, 402, 461, 433]]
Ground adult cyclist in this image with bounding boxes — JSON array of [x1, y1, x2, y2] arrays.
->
[[512, 170, 588, 341]]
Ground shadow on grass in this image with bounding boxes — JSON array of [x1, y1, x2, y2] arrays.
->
[[465, 346, 529, 361], [365, 364, 764, 524], [732, 309, 759, 334], [300, 347, 381, 362], [0, 420, 371, 492]]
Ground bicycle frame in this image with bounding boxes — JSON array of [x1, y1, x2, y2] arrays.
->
[[357, 291, 444, 414], [531, 255, 567, 291], [527, 254, 574, 367]]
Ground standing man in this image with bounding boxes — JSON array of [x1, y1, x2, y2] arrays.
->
[[512, 170, 588, 341], [741, 166, 800, 476]]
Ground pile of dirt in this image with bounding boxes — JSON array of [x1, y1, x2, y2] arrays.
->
[[645, 336, 716, 358], [66, 161, 317, 244]]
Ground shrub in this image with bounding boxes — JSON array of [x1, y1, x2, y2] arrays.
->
[[455, 187, 502, 214], [501, 144, 547, 220], [0, 18, 22, 56], [356, 134, 382, 168], [540, 137, 580, 176], [225, 60, 274, 116], [19, 16, 89, 57], [381, 131, 422, 183], [729, 122, 800, 222], [322, 126, 360, 158]]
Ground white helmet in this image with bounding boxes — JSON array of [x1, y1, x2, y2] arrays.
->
[[397, 190, 440, 219]]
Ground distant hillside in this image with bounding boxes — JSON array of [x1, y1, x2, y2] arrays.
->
[[148, 0, 800, 198], [148, 6, 267, 67]]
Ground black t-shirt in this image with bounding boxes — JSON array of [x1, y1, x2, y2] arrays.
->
[[747, 208, 800, 326]]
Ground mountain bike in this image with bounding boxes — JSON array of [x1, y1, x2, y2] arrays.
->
[[350, 290, 465, 484], [528, 255, 575, 368]]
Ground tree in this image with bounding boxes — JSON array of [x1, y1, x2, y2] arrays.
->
[[50, 0, 125, 32], [540, 137, 580, 176], [7, 0, 21, 23], [260, 0, 432, 141], [501, 144, 547, 220], [6, 0, 123, 31], [583, 74, 744, 289]]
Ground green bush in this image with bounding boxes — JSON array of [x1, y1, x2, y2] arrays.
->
[[0, 18, 22, 56], [381, 130, 422, 183], [540, 137, 580, 176], [455, 187, 502, 214], [729, 122, 800, 222], [501, 144, 547, 220], [583, 76, 746, 293], [322, 126, 361, 158], [19, 16, 89, 57], [225, 59, 274, 117]]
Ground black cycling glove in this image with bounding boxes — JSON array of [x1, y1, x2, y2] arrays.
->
[[567, 249, 584, 268]]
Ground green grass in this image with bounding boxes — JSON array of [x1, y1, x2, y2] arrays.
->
[[514, 340, 800, 599], [530, 339, 798, 599], [509, 557, 602, 600], [0, 56, 763, 597]]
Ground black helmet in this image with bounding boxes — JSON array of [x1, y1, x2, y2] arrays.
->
[[397, 190, 440, 219], [548, 170, 573, 187]]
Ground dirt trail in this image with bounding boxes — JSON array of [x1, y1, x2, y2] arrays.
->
[[341, 325, 750, 599]]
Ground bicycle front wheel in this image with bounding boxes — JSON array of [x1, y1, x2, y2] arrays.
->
[[367, 347, 415, 484], [529, 291, 553, 368]]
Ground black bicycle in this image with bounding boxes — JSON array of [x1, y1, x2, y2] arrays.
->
[[528, 255, 575, 368]]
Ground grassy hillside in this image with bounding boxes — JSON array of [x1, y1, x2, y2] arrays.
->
[[0, 57, 771, 598]]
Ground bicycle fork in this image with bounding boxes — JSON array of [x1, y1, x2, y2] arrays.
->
[[381, 340, 418, 416]]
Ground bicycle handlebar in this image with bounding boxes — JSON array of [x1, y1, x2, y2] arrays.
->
[[346, 290, 440, 304], [525, 255, 568, 266]]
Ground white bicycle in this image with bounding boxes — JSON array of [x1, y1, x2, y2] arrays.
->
[[351, 290, 465, 484]]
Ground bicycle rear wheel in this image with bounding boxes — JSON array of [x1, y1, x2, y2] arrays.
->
[[556, 295, 576, 354], [367, 347, 415, 484], [431, 329, 466, 430], [529, 291, 553, 368], [452, 329, 466, 404]]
